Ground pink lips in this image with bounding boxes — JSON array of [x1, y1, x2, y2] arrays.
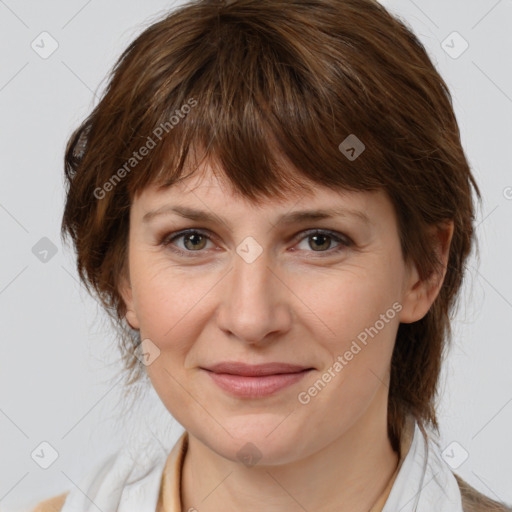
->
[[202, 362, 313, 398]]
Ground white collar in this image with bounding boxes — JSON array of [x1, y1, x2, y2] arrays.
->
[[61, 441, 169, 511], [61, 418, 464, 512], [382, 419, 464, 512]]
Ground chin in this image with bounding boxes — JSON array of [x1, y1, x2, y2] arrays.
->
[[200, 416, 305, 467]]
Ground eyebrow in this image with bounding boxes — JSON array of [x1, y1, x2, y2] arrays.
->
[[142, 205, 371, 226]]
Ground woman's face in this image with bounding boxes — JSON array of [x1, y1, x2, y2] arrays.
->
[[120, 162, 435, 465]]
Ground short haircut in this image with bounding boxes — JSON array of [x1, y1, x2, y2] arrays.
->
[[61, 0, 480, 455]]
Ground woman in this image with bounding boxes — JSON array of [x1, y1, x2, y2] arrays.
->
[[34, 0, 511, 510]]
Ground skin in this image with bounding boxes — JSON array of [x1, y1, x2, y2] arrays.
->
[[119, 160, 454, 512]]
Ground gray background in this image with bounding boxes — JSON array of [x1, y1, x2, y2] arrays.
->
[[0, 0, 511, 510]]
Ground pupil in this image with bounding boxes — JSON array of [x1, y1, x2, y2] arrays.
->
[[182, 234, 332, 251], [186, 234, 205, 250], [311, 234, 329, 250]]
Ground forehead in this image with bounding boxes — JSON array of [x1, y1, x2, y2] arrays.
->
[[136, 162, 390, 213]]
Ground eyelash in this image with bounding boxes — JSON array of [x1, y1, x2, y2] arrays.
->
[[159, 228, 353, 257]]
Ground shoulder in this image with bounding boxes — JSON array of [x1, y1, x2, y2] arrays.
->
[[31, 491, 69, 512], [29, 451, 119, 512], [454, 473, 512, 512]]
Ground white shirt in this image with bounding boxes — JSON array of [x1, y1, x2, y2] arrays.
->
[[60, 415, 464, 512]]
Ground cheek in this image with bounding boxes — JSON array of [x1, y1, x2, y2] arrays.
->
[[130, 259, 218, 347], [306, 263, 401, 405], [314, 265, 401, 346]]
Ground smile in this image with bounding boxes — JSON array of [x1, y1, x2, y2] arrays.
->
[[201, 368, 313, 398]]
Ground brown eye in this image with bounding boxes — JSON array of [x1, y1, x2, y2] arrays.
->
[[295, 230, 352, 254], [161, 229, 214, 255], [182, 232, 208, 251], [309, 234, 332, 251]]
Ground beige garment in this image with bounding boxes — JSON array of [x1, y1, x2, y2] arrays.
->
[[32, 416, 415, 512], [31, 492, 69, 512], [157, 416, 415, 512]]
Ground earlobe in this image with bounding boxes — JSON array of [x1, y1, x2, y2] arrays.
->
[[118, 274, 140, 330], [125, 311, 140, 331], [399, 220, 454, 324]]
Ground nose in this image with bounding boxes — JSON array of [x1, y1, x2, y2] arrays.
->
[[215, 248, 293, 346]]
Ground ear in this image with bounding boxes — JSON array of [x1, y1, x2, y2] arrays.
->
[[399, 220, 454, 324], [118, 272, 140, 330]]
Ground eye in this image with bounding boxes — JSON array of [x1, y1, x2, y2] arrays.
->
[[160, 228, 352, 258], [294, 229, 352, 254], [160, 229, 215, 255]]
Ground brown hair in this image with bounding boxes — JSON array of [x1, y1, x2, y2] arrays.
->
[[61, 1, 508, 506]]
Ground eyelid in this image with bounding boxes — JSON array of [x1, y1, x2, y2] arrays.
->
[[160, 228, 216, 256], [294, 228, 353, 246], [159, 227, 353, 256]]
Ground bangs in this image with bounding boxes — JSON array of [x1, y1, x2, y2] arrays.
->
[[110, 5, 391, 205], [62, 0, 481, 453]]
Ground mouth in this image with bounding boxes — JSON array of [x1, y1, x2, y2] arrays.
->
[[200, 362, 314, 398], [202, 361, 314, 376]]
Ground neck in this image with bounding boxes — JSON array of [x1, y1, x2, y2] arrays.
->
[[181, 385, 399, 512]]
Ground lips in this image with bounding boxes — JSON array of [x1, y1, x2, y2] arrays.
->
[[200, 362, 314, 398], [203, 361, 313, 376]]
